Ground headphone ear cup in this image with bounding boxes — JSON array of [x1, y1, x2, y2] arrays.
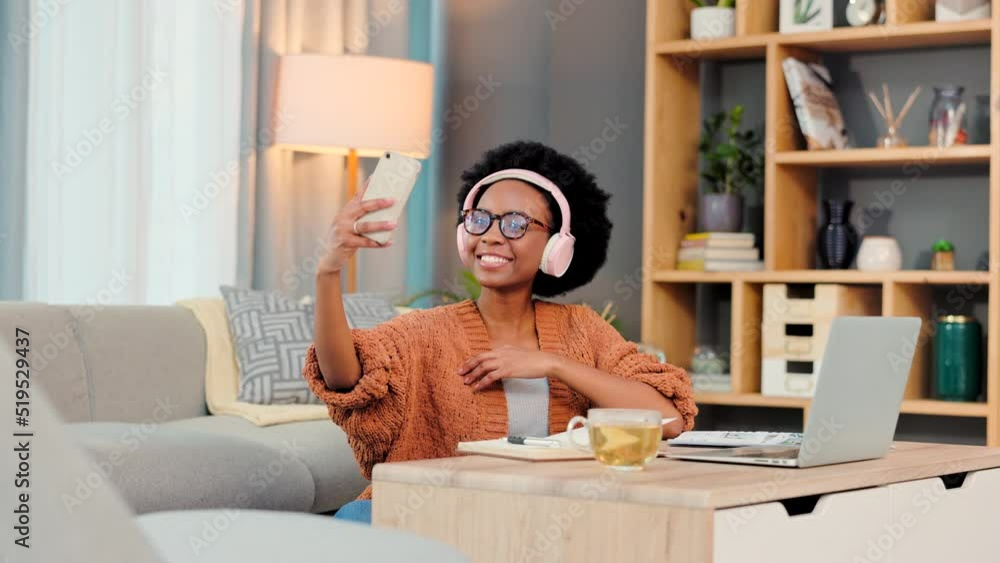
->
[[540, 234, 575, 278], [456, 225, 471, 268]]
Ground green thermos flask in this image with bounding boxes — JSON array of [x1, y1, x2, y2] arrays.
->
[[934, 315, 982, 402]]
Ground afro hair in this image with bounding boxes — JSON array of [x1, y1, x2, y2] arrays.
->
[[457, 140, 612, 297]]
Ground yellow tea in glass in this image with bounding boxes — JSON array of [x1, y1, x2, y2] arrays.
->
[[567, 409, 662, 471]]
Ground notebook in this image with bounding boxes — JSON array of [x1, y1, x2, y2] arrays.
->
[[456, 438, 595, 462]]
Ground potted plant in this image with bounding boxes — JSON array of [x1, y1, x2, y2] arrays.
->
[[931, 239, 956, 271], [689, 0, 736, 40], [698, 105, 764, 232]]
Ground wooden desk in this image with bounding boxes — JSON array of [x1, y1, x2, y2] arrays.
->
[[372, 442, 1000, 563]]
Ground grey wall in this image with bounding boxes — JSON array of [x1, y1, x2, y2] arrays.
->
[[436, 0, 648, 340]]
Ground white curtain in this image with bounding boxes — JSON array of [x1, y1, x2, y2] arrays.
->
[[239, 0, 367, 299], [23, 0, 243, 304]]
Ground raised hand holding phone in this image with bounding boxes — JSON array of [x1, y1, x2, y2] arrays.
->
[[359, 151, 422, 244], [316, 176, 397, 277]]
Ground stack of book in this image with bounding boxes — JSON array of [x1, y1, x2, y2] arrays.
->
[[677, 232, 763, 272]]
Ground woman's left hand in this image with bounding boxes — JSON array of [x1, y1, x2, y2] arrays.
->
[[458, 347, 564, 391]]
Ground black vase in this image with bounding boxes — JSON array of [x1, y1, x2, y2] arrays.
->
[[817, 200, 859, 269]]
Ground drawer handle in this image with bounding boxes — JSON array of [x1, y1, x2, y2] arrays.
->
[[940, 471, 968, 490], [779, 494, 821, 516]]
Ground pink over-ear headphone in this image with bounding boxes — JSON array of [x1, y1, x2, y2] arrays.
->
[[457, 168, 575, 278]]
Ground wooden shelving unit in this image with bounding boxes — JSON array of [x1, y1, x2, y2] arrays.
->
[[643, 1, 1000, 442]]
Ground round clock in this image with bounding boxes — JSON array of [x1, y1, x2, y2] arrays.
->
[[846, 0, 884, 27]]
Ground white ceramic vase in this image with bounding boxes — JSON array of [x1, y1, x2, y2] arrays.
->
[[857, 236, 903, 271], [690, 7, 736, 40]]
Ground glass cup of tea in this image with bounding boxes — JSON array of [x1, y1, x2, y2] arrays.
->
[[566, 408, 663, 471]]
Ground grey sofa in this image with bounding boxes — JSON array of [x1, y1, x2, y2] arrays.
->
[[0, 302, 368, 515]]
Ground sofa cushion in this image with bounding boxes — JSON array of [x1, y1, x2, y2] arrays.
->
[[220, 286, 398, 406], [73, 305, 208, 422], [138, 509, 472, 563], [64, 421, 315, 514], [0, 303, 92, 422], [166, 415, 368, 512]]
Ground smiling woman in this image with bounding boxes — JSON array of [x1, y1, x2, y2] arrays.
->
[[304, 140, 697, 524]]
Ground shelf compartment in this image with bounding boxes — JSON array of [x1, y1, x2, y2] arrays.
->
[[694, 392, 990, 417], [776, 19, 991, 52], [654, 20, 992, 61], [773, 145, 992, 168], [653, 270, 994, 284]]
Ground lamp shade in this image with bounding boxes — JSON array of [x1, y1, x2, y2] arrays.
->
[[272, 54, 434, 158]]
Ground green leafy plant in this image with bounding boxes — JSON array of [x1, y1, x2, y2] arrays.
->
[[698, 105, 764, 195], [688, 0, 736, 7], [793, 0, 821, 24], [398, 270, 481, 307], [932, 239, 955, 253]]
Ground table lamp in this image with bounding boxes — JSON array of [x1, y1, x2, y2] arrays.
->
[[273, 54, 433, 292]]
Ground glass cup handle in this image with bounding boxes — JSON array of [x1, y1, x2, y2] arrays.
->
[[566, 415, 590, 452]]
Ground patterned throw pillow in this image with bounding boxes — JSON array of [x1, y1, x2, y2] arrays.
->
[[219, 286, 398, 405]]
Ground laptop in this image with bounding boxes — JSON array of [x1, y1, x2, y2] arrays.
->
[[667, 316, 921, 468]]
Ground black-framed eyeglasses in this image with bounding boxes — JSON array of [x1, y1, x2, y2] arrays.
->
[[460, 208, 553, 240]]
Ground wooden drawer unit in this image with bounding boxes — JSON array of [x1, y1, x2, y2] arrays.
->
[[762, 284, 881, 325], [762, 321, 830, 361], [885, 468, 1000, 562], [714, 486, 891, 563]]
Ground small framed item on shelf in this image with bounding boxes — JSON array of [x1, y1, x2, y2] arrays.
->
[[782, 58, 849, 150], [935, 0, 991, 22], [845, 0, 885, 26], [780, 0, 833, 33]]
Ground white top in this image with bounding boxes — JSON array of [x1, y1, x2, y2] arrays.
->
[[503, 378, 550, 437]]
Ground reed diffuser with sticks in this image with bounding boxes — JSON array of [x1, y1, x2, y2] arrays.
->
[[868, 83, 921, 148]]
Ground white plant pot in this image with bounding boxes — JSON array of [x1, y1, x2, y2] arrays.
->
[[857, 236, 903, 272], [690, 7, 736, 40]]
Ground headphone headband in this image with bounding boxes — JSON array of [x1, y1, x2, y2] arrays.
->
[[462, 169, 572, 236]]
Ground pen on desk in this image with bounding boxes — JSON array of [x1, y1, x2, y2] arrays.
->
[[507, 436, 561, 448]]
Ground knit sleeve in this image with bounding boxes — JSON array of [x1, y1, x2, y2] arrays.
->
[[303, 318, 417, 478], [580, 307, 698, 431]]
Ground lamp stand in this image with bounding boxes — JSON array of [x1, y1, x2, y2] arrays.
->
[[345, 148, 359, 294]]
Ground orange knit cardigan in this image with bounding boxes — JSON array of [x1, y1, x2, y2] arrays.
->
[[303, 299, 698, 499]]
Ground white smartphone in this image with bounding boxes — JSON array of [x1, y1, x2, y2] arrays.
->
[[360, 151, 422, 245]]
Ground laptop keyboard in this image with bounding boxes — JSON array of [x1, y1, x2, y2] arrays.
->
[[726, 447, 800, 459]]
